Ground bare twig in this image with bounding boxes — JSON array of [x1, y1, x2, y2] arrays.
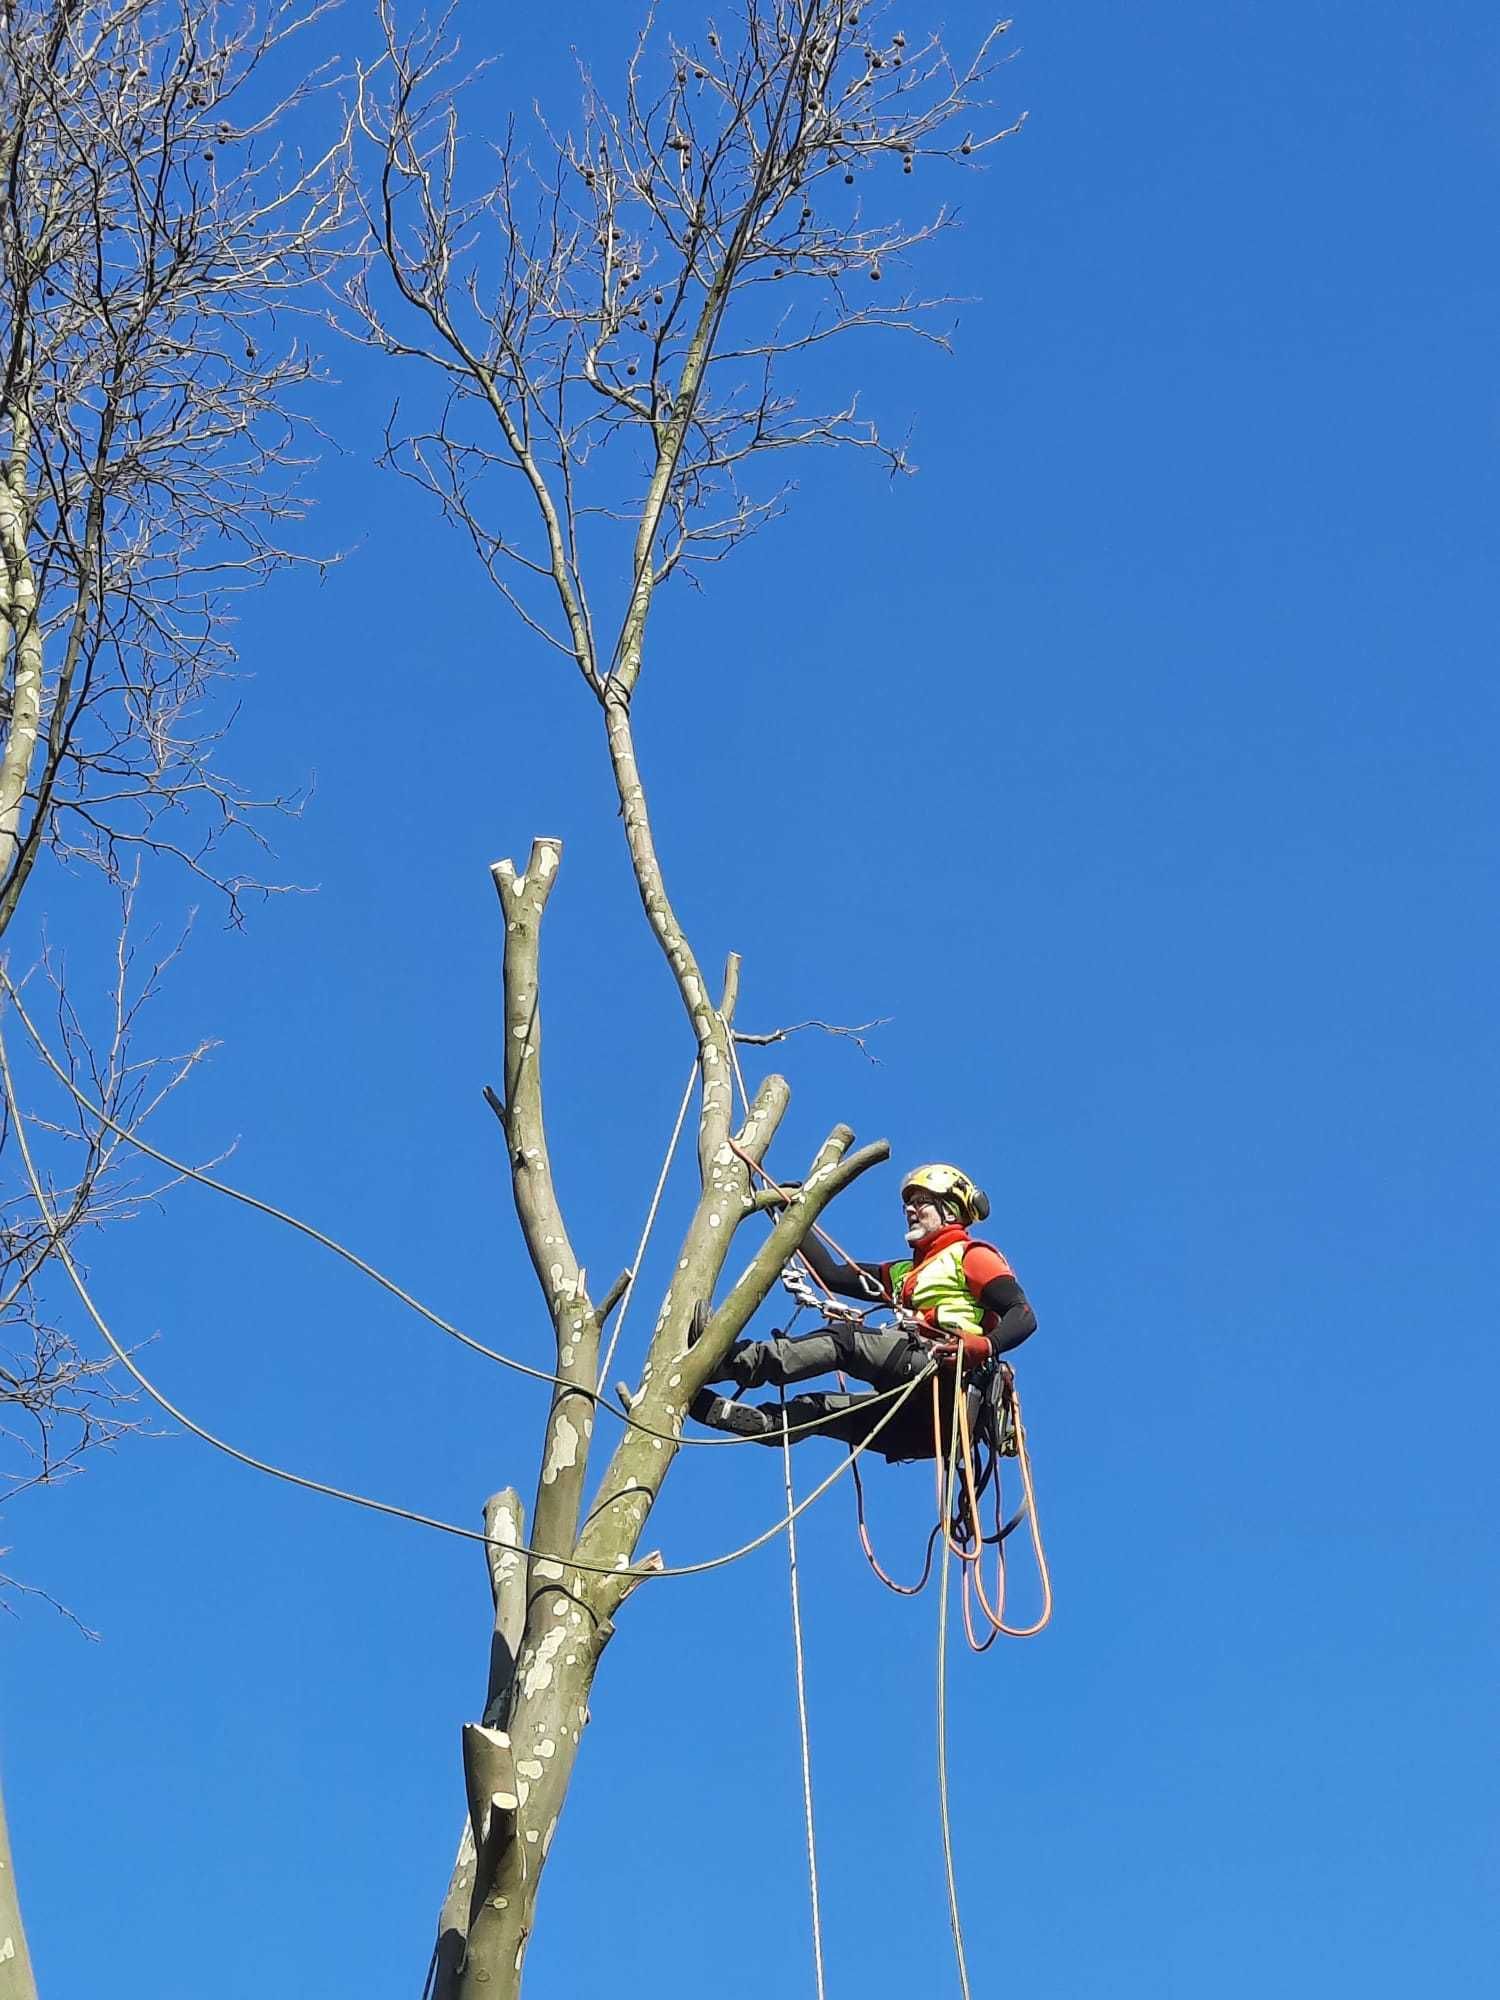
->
[[0, 881, 214, 1608], [0, 1561, 101, 1639], [734, 1014, 891, 1061]]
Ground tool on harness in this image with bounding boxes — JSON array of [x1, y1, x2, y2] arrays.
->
[[949, 1362, 1018, 1547], [782, 1264, 983, 1368], [781, 1263, 868, 1326]]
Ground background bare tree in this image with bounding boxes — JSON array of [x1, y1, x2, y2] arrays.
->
[[354, 4, 1016, 1991], [0, 4, 344, 1987], [0, 0, 346, 1539]]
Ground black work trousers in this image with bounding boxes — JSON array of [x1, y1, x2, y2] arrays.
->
[[722, 1320, 937, 1454]]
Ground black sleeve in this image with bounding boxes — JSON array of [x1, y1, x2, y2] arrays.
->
[[799, 1230, 890, 1304], [976, 1274, 1037, 1357]]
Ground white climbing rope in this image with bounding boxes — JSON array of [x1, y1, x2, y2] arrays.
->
[[936, 1391, 975, 2000], [595, 1058, 698, 1392], [780, 1382, 828, 2000], [736, 1029, 830, 1999]]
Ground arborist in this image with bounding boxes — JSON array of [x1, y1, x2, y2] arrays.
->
[[690, 1163, 1036, 1460]]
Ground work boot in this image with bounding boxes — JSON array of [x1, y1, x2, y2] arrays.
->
[[689, 1389, 775, 1439]]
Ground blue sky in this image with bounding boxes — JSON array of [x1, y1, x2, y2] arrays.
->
[[4, 2, 1496, 1995]]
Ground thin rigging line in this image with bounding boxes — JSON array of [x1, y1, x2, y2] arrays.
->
[[596, 1057, 697, 1393], [780, 1373, 828, 2000], [1, 1016, 931, 1582], [0, 975, 560, 1385], [0, 975, 843, 1453], [936, 1382, 974, 2000]]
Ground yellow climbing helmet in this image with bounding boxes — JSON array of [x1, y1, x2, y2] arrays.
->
[[900, 1163, 990, 1227]]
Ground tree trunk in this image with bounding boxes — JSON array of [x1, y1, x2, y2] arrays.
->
[[0, 1767, 38, 2000], [429, 1494, 621, 2000], [454, 1573, 610, 1999], [423, 838, 885, 1995]]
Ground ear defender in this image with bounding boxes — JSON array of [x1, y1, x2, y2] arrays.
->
[[901, 1164, 988, 1228]]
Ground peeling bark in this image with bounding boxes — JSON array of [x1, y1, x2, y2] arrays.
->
[[433, 1491, 529, 2000], [0, 1770, 38, 2000], [454, 1577, 608, 1999]]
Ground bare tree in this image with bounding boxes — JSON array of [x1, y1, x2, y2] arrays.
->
[[354, 4, 1017, 1991], [0, 5, 346, 1986], [0, 0, 348, 1531], [0, 0, 346, 1458]]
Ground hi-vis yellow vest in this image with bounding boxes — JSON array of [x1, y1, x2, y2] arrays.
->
[[888, 1237, 986, 1336]]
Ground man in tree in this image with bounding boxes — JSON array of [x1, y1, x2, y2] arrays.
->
[[691, 1163, 1037, 1456]]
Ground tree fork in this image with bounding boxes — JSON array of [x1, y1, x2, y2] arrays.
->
[[577, 1122, 890, 1591]]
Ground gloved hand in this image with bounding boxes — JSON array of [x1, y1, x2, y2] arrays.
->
[[933, 1330, 993, 1370]]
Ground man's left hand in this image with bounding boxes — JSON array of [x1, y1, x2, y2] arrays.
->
[[932, 1330, 993, 1370]]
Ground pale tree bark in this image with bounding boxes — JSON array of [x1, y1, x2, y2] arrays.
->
[[409, 831, 888, 1998], [431, 1488, 528, 1994], [356, 6, 1020, 1992], [0, 1767, 37, 2000]]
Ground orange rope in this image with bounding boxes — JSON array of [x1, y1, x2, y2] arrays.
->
[[950, 1360, 1054, 1641], [851, 1448, 942, 1594]]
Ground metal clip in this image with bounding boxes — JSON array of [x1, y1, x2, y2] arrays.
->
[[780, 1263, 867, 1325]]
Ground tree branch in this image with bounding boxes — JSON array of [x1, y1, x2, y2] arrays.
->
[[734, 1014, 891, 1061], [491, 841, 599, 1560]]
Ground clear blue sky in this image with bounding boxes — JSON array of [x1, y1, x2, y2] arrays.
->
[[5, 3, 1496, 1995]]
